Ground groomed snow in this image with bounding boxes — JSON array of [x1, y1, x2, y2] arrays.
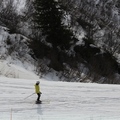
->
[[0, 62, 120, 120]]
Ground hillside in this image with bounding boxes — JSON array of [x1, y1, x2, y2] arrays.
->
[[0, 0, 120, 84], [0, 26, 59, 81], [0, 26, 36, 73]]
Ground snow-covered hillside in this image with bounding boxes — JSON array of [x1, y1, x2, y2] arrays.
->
[[0, 63, 120, 120], [0, 25, 61, 81], [0, 26, 36, 74], [0, 61, 39, 79]]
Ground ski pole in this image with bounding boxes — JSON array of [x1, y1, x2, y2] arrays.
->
[[24, 93, 35, 100]]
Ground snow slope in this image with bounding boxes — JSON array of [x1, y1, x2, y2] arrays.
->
[[0, 61, 39, 79], [0, 63, 120, 120]]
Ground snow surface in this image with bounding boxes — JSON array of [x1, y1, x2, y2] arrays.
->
[[0, 61, 39, 79], [0, 62, 120, 120]]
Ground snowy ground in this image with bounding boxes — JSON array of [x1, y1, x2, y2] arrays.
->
[[0, 63, 120, 120]]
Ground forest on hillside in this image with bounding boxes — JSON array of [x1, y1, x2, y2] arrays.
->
[[0, 0, 120, 84]]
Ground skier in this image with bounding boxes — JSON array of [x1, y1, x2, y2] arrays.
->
[[34, 81, 42, 103]]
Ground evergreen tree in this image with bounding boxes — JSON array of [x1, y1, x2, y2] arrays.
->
[[33, 0, 77, 50]]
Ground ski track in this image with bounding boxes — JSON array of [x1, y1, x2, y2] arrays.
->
[[1, 78, 120, 120]]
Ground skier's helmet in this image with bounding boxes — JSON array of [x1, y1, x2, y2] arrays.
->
[[36, 81, 40, 84]]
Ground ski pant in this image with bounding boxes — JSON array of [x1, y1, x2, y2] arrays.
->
[[37, 93, 41, 101]]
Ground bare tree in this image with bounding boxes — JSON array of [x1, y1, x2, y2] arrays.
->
[[0, 0, 21, 33]]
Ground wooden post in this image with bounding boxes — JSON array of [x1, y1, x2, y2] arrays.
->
[[10, 108, 12, 120]]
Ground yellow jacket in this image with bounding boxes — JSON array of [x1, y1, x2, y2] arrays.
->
[[35, 84, 40, 93]]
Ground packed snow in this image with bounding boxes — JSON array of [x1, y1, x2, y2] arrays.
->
[[0, 62, 120, 120]]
